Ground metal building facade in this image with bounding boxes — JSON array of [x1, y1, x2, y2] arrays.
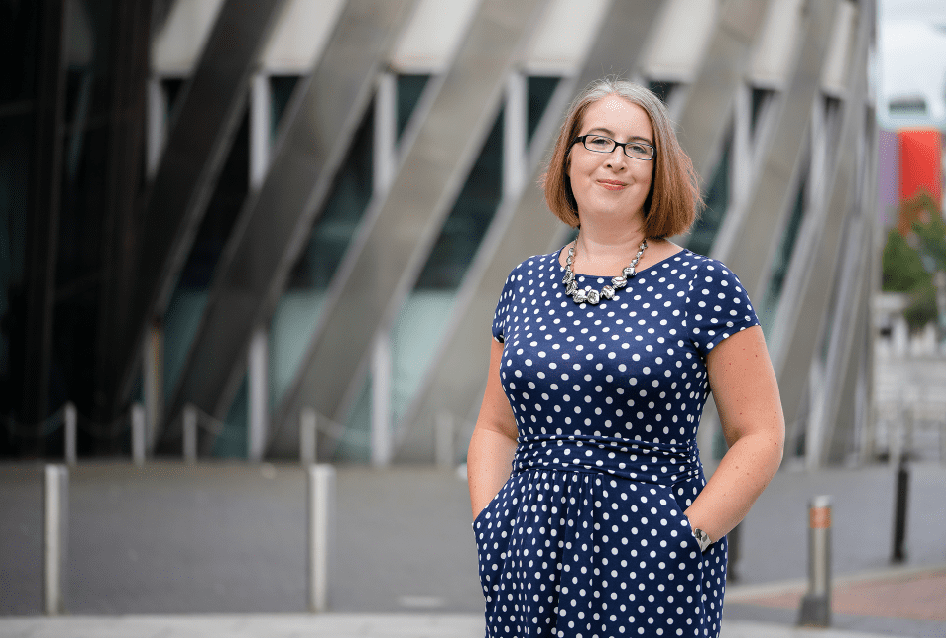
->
[[0, 0, 876, 469]]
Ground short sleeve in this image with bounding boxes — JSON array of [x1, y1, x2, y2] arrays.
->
[[685, 258, 760, 357], [491, 268, 519, 343]]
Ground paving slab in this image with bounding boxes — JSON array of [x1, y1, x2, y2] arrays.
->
[[0, 615, 904, 638]]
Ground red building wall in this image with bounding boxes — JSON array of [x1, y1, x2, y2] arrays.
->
[[898, 129, 942, 205]]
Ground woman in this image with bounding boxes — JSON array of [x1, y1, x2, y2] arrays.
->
[[467, 78, 784, 638]]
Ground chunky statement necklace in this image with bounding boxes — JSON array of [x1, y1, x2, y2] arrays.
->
[[563, 238, 648, 305]]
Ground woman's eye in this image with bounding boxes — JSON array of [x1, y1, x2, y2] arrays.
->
[[588, 137, 611, 148]]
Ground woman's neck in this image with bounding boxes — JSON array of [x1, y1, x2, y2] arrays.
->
[[571, 217, 649, 274]]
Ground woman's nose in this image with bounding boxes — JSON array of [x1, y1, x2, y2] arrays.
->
[[606, 149, 627, 167]]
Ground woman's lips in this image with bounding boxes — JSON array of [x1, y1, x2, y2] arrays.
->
[[597, 179, 627, 191]]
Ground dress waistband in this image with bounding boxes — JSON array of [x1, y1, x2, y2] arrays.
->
[[512, 434, 701, 486]]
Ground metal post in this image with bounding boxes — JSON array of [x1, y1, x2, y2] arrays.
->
[[373, 71, 397, 196], [250, 72, 272, 190], [43, 465, 68, 615], [146, 76, 163, 178], [300, 408, 317, 466], [307, 464, 335, 612], [503, 70, 527, 199], [63, 403, 77, 466], [183, 404, 198, 464], [891, 458, 909, 563], [371, 332, 392, 468], [435, 412, 454, 469], [248, 326, 269, 462], [144, 322, 162, 454], [798, 495, 832, 627], [131, 403, 146, 466], [727, 522, 741, 583]]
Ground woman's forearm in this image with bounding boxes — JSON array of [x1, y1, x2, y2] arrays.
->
[[683, 429, 783, 542], [467, 426, 518, 518]]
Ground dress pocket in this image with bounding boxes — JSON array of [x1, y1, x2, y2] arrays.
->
[[655, 484, 703, 558]]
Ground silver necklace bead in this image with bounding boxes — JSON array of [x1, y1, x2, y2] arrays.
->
[[563, 238, 648, 305]]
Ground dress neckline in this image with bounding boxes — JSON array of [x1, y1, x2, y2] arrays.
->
[[555, 246, 690, 278]]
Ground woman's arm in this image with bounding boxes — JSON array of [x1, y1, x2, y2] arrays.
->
[[683, 325, 785, 542], [467, 338, 519, 519]]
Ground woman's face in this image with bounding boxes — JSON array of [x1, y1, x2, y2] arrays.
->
[[567, 94, 654, 224]]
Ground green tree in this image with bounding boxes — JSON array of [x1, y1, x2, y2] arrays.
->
[[882, 194, 946, 332]]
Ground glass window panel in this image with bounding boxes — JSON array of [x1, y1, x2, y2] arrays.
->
[[269, 74, 299, 142], [177, 108, 251, 289], [162, 77, 185, 123], [750, 87, 772, 140], [527, 75, 559, 144], [391, 108, 504, 426], [0, 1, 40, 102], [759, 175, 807, 331], [414, 107, 503, 289], [687, 133, 731, 256], [285, 101, 374, 290], [163, 109, 250, 400], [648, 79, 676, 105], [214, 374, 248, 458], [396, 74, 429, 142], [0, 114, 31, 395], [271, 100, 375, 410]]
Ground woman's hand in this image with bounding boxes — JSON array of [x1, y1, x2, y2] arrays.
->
[[683, 325, 785, 542], [467, 338, 519, 519]]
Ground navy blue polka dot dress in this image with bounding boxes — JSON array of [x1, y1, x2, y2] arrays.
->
[[474, 248, 760, 638]]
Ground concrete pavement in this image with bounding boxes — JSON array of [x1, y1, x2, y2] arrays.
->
[[0, 614, 915, 638], [1, 461, 944, 636]]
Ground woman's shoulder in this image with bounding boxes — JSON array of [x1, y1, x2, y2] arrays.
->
[[502, 251, 561, 280], [668, 249, 745, 283]]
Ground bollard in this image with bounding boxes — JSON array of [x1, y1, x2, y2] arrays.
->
[[183, 405, 198, 464], [63, 403, 77, 466], [798, 495, 831, 627], [307, 464, 335, 612], [727, 522, 741, 583], [43, 465, 68, 615], [435, 412, 454, 469], [891, 457, 909, 563], [300, 408, 317, 466], [131, 403, 146, 466]]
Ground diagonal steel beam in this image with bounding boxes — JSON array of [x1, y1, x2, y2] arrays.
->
[[675, 0, 772, 181], [162, 0, 416, 446], [112, 0, 286, 412], [269, 0, 551, 456], [394, 0, 671, 463], [717, 0, 840, 296]]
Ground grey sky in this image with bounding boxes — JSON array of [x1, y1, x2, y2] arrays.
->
[[877, 0, 946, 127]]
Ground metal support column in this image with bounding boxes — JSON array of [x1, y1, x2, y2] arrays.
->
[[22, 0, 67, 440]]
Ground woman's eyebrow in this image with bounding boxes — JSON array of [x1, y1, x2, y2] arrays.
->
[[586, 127, 654, 146]]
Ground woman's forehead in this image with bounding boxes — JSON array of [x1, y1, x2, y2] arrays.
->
[[579, 95, 654, 140]]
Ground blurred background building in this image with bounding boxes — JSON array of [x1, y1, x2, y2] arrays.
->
[[5, 0, 938, 470]]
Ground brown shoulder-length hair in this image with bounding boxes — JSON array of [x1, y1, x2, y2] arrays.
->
[[543, 78, 703, 238]]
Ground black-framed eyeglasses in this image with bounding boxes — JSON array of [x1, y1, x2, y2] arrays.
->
[[574, 135, 656, 161]]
